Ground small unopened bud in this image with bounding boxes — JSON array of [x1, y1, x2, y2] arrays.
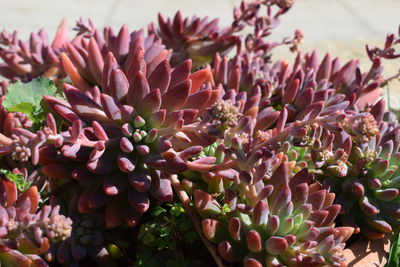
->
[[228, 217, 242, 241], [136, 145, 150, 155], [265, 236, 288, 255], [266, 215, 280, 235], [121, 123, 133, 136], [367, 178, 381, 189], [140, 130, 147, 137], [133, 132, 142, 143], [375, 188, 399, 201], [351, 182, 365, 197], [134, 116, 146, 128], [246, 230, 262, 253], [120, 137, 134, 153], [145, 129, 158, 143], [118, 157, 135, 172]]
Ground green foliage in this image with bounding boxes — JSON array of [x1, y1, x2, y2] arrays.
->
[[386, 232, 400, 267], [221, 203, 231, 215], [2, 77, 65, 129], [133, 202, 200, 267], [0, 169, 31, 192], [138, 203, 196, 250], [170, 203, 185, 217]]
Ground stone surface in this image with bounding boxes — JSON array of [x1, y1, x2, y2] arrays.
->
[[343, 235, 391, 267]]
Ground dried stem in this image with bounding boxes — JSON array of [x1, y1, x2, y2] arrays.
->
[[382, 69, 400, 87], [168, 174, 227, 267]]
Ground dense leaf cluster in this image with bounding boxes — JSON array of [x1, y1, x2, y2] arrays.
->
[[0, 0, 399, 266]]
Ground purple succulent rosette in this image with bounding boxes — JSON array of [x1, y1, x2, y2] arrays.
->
[[32, 30, 221, 228], [0, 20, 69, 82], [0, 175, 72, 267]]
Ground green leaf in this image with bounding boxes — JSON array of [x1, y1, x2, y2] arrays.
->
[[142, 232, 156, 245], [170, 203, 185, 217], [221, 203, 231, 215], [7, 103, 36, 120], [152, 206, 166, 216], [0, 169, 31, 192], [3, 77, 65, 126], [3, 77, 57, 111], [386, 231, 400, 267], [155, 238, 167, 250]]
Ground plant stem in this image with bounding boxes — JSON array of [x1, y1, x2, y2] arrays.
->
[[168, 174, 226, 267]]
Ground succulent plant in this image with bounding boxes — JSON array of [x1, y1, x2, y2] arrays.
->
[[0, 115, 44, 174], [230, 0, 301, 59], [318, 102, 400, 239], [148, 11, 239, 68], [366, 26, 400, 61], [0, 20, 69, 81], [37, 41, 220, 228], [0, 174, 72, 267], [1, 2, 400, 266], [61, 22, 174, 92], [365, 26, 400, 88], [212, 49, 384, 118], [194, 162, 353, 266], [45, 188, 118, 267], [149, 0, 301, 69], [177, 78, 354, 265]]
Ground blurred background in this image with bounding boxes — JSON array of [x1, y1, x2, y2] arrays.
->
[[1, 0, 400, 104]]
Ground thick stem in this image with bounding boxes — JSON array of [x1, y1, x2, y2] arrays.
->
[[168, 174, 226, 267]]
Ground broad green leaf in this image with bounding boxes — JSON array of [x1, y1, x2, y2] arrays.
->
[[2, 77, 65, 126], [3, 77, 57, 110], [7, 103, 35, 120]]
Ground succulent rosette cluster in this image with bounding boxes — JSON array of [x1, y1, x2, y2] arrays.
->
[[0, 83, 33, 159], [316, 102, 400, 239], [44, 188, 122, 266], [35, 25, 221, 228], [176, 80, 355, 265], [0, 105, 34, 167], [0, 172, 72, 267], [195, 163, 353, 266], [0, 20, 69, 81], [148, 0, 300, 69], [148, 11, 240, 68], [1, 0, 400, 266]]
